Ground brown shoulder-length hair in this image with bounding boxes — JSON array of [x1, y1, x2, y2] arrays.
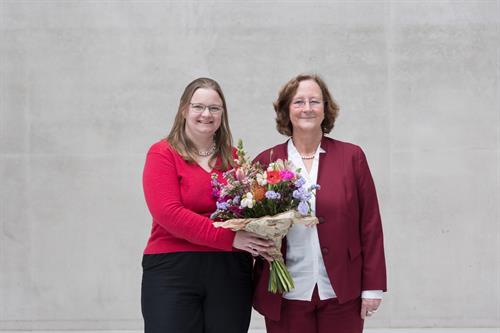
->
[[166, 77, 234, 170], [274, 74, 339, 136]]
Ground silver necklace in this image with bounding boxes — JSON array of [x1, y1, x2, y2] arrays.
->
[[197, 143, 216, 157]]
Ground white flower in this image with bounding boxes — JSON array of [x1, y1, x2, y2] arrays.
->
[[256, 172, 268, 186], [274, 159, 285, 170], [268, 160, 285, 171], [240, 192, 254, 208]]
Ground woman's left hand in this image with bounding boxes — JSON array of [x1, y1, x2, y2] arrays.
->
[[360, 298, 381, 319]]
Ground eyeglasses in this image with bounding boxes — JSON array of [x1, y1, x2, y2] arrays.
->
[[190, 103, 224, 114], [291, 99, 324, 109]]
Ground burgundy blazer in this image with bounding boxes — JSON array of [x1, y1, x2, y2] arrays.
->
[[252, 136, 387, 321]]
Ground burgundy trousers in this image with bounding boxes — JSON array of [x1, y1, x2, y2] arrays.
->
[[265, 287, 364, 333]]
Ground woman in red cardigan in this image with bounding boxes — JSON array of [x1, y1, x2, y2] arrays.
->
[[141, 78, 273, 333], [253, 74, 387, 333]]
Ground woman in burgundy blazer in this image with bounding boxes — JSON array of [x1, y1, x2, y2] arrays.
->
[[253, 74, 387, 333]]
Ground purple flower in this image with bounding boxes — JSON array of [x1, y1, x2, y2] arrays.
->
[[293, 188, 312, 201], [216, 201, 229, 210], [309, 184, 321, 191], [294, 177, 306, 188], [232, 195, 240, 205], [265, 190, 281, 200], [212, 189, 221, 198], [298, 201, 309, 216], [279, 170, 295, 181]]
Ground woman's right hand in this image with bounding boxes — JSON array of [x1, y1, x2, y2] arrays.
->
[[232, 230, 275, 261]]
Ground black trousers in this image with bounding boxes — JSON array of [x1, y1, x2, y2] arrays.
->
[[141, 252, 253, 333]]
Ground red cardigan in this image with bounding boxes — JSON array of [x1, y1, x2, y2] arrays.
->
[[142, 140, 236, 254], [252, 137, 387, 321]]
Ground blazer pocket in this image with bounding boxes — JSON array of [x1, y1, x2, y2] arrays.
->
[[348, 244, 362, 261]]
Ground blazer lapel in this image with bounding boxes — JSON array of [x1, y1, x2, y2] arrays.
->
[[316, 137, 346, 227]]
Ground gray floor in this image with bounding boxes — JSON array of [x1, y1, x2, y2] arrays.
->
[[0, 329, 498, 333]]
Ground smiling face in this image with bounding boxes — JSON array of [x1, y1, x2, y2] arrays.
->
[[289, 79, 325, 135], [184, 88, 223, 139]]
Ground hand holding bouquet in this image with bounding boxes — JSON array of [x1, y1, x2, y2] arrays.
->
[[211, 140, 320, 294]]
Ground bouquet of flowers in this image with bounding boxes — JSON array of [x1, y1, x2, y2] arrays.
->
[[211, 140, 320, 294]]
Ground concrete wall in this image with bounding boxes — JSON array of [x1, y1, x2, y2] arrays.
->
[[1, 0, 498, 330]]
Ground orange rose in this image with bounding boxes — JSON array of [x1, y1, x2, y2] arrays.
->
[[252, 185, 266, 201]]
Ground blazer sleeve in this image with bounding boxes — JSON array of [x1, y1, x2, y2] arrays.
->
[[142, 148, 236, 251], [354, 147, 387, 292]]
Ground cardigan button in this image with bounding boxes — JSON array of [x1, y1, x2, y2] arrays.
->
[[321, 247, 329, 255]]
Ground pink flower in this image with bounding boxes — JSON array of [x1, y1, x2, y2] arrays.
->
[[279, 170, 295, 181], [235, 168, 245, 181]]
